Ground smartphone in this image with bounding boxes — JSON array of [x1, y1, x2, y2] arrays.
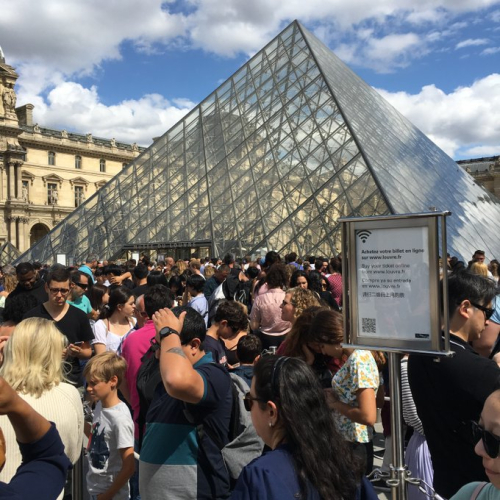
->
[[73, 341, 83, 346]]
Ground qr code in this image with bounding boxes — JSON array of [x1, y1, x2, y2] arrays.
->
[[362, 318, 376, 334]]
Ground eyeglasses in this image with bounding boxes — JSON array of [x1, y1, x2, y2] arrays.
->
[[470, 302, 494, 320], [243, 392, 266, 411], [281, 300, 293, 307], [471, 420, 500, 458], [49, 288, 70, 296], [73, 282, 89, 290], [321, 283, 328, 289]]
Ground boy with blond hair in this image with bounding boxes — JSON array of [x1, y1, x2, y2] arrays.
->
[[84, 352, 134, 500]]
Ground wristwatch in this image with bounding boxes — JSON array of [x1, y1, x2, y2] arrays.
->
[[159, 326, 180, 341]]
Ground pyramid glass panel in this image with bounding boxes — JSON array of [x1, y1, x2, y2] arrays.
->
[[14, 21, 500, 265]]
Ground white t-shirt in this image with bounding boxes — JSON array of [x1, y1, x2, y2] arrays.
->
[[92, 319, 136, 354], [86, 401, 134, 499]]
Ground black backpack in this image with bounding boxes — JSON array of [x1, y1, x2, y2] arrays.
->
[[136, 346, 162, 450]]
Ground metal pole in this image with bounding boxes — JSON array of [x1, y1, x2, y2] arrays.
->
[[388, 351, 407, 500], [72, 448, 84, 500]]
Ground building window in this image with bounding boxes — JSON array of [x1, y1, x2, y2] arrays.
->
[[75, 155, 82, 169], [99, 159, 106, 172], [22, 180, 29, 202], [48, 151, 56, 166], [48, 183, 58, 204], [74, 186, 85, 207]]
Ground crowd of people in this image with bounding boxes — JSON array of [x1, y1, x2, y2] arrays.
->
[[0, 248, 498, 499]]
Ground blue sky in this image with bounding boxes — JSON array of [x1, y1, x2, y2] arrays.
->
[[1, 0, 500, 159]]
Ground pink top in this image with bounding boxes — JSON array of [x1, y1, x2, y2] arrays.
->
[[327, 273, 343, 307], [121, 320, 156, 438], [250, 288, 291, 336]]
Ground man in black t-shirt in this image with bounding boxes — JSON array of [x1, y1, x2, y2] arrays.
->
[[24, 267, 94, 386], [6, 262, 48, 308], [409, 272, 500, 498]]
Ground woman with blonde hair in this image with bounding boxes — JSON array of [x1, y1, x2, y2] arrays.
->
[[0, 317, 83, 498], [0, 273, 17, 308], [470, 262, 489, 277]]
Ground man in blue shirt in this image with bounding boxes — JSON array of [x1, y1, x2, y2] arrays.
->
[[139, 307, 232, 500]]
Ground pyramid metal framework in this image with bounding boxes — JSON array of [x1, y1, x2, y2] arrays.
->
[[14, 21, 500, 264]]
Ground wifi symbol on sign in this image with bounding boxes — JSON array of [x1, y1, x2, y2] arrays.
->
[[357, 230, 372, 243]]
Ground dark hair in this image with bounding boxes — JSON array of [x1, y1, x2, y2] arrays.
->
[[223, 253, 235, 265], [265, 263, 288, 289], [46, 267, 70, 285], [474, 250, 486, 257], [264, 251, 281, 268], [88, 283, 109, 311], [446, 272, 497, 319], [144, 285, 174, 318], [237, 335, 262, 364], [288, 252, 297, 262], [253, 357, 358, 499], [330, 257, 342, 274], [103, 286, 134, 319], [216, 264, 231, 275], [15, 262, 34, 276], [33, 261, 42, 270], [307, 271, 323, 295], [284, 306, 325, 358], [70, 270, 90, 285], [3, 294, 38, 324], [134, 263, 149, 280], [245, 266, 260, 280], [168, 275, 185, 295], [171, 306, 206, 347], [147, 270, 168, 287], [186, 274, 206, 294], [290, 270, 309, 288], [213, 300, 248, 332], [307, 309, 344, 345], [103, 264, 121, 277]]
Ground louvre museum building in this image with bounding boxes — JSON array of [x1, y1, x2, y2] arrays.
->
[[15, 21, 500, 265]]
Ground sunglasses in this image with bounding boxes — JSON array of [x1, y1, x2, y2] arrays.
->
[[74, 282, 89, 290], [470, 302, 494, 320], [471, 420, 500, 458], [49, 287, 70, 295], [243, 392, 266, 411]]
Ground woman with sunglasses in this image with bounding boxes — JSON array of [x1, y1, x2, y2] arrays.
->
[[451, 389, 500, 498], [232, 356, 376, 500]]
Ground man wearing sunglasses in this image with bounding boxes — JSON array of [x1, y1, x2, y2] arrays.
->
[[409, 271, 500, 498]]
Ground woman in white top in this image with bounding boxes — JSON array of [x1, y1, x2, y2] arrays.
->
[[0, 317, 83, 500], [93, 286, 136, 354]]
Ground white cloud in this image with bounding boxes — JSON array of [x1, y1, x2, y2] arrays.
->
[[456, 38, 490, 49], [463, 145, 500, 156], [376, 74, 500, 158], [481, 46, 500, 54], [30, 81, 195, 146]]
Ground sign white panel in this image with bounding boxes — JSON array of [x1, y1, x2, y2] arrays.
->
[[356, 226, 431, 342]]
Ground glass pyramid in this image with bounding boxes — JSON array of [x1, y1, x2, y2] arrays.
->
[[14, 21, 500, 264]]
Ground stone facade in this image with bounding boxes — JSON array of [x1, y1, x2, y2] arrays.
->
[[457, 156, 500, 199], [0, 51, 145, 253]]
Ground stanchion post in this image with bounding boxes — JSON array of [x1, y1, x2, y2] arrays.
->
[[389, 351, 407, 500], [72, 448, 84, 500]]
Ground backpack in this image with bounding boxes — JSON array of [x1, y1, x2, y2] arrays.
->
[[207, 275, 251, 325], [136, 346, 162, 450], [184, 369, 264, 485]]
